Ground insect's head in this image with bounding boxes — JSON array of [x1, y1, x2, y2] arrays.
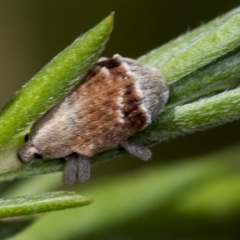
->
[[17, 134, 43, 163]]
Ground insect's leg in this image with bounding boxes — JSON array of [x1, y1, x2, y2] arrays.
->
[[120, 140, 152, 161], [63, 155, 78, 185], [76, 155, 91, 182], [63, 154, 91, 184]]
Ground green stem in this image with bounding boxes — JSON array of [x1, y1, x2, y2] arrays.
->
[[133, 88, 240, 145], [1, 87, 239, 179]]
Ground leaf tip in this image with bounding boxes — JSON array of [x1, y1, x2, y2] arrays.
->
[[103, 11, 115, 27], [109, 11, 115, 18]]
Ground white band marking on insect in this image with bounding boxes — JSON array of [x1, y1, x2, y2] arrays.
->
[[119, 58, 152, 126], [116, 89, 125, 124]]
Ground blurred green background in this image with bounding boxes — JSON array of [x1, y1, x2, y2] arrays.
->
[[1, 1, 240, 239]]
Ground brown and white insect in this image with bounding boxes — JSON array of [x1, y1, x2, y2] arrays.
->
[[18, 54, 169, 184]]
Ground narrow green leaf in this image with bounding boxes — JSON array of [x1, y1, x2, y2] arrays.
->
[[0, 13, 114, 173], [139, 7, 240, 81], [0, 13, 114, 148], [168, 47, 240, 108], [0, 192, 93, 218]]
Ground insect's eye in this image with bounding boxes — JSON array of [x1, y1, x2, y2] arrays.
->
[[34, 153, 43, 159], [24, 134, 29, 142]]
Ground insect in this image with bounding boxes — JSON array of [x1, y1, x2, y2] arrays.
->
[[18, 54, 169, 185]]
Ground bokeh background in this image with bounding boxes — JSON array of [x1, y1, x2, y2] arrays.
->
[[1, 1, 240, 239]]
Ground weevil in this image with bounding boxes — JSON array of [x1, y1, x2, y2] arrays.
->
[[18, 54, 169, 184]]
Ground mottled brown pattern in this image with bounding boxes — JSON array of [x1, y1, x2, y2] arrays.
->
[[68, 62, 147, 157]]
